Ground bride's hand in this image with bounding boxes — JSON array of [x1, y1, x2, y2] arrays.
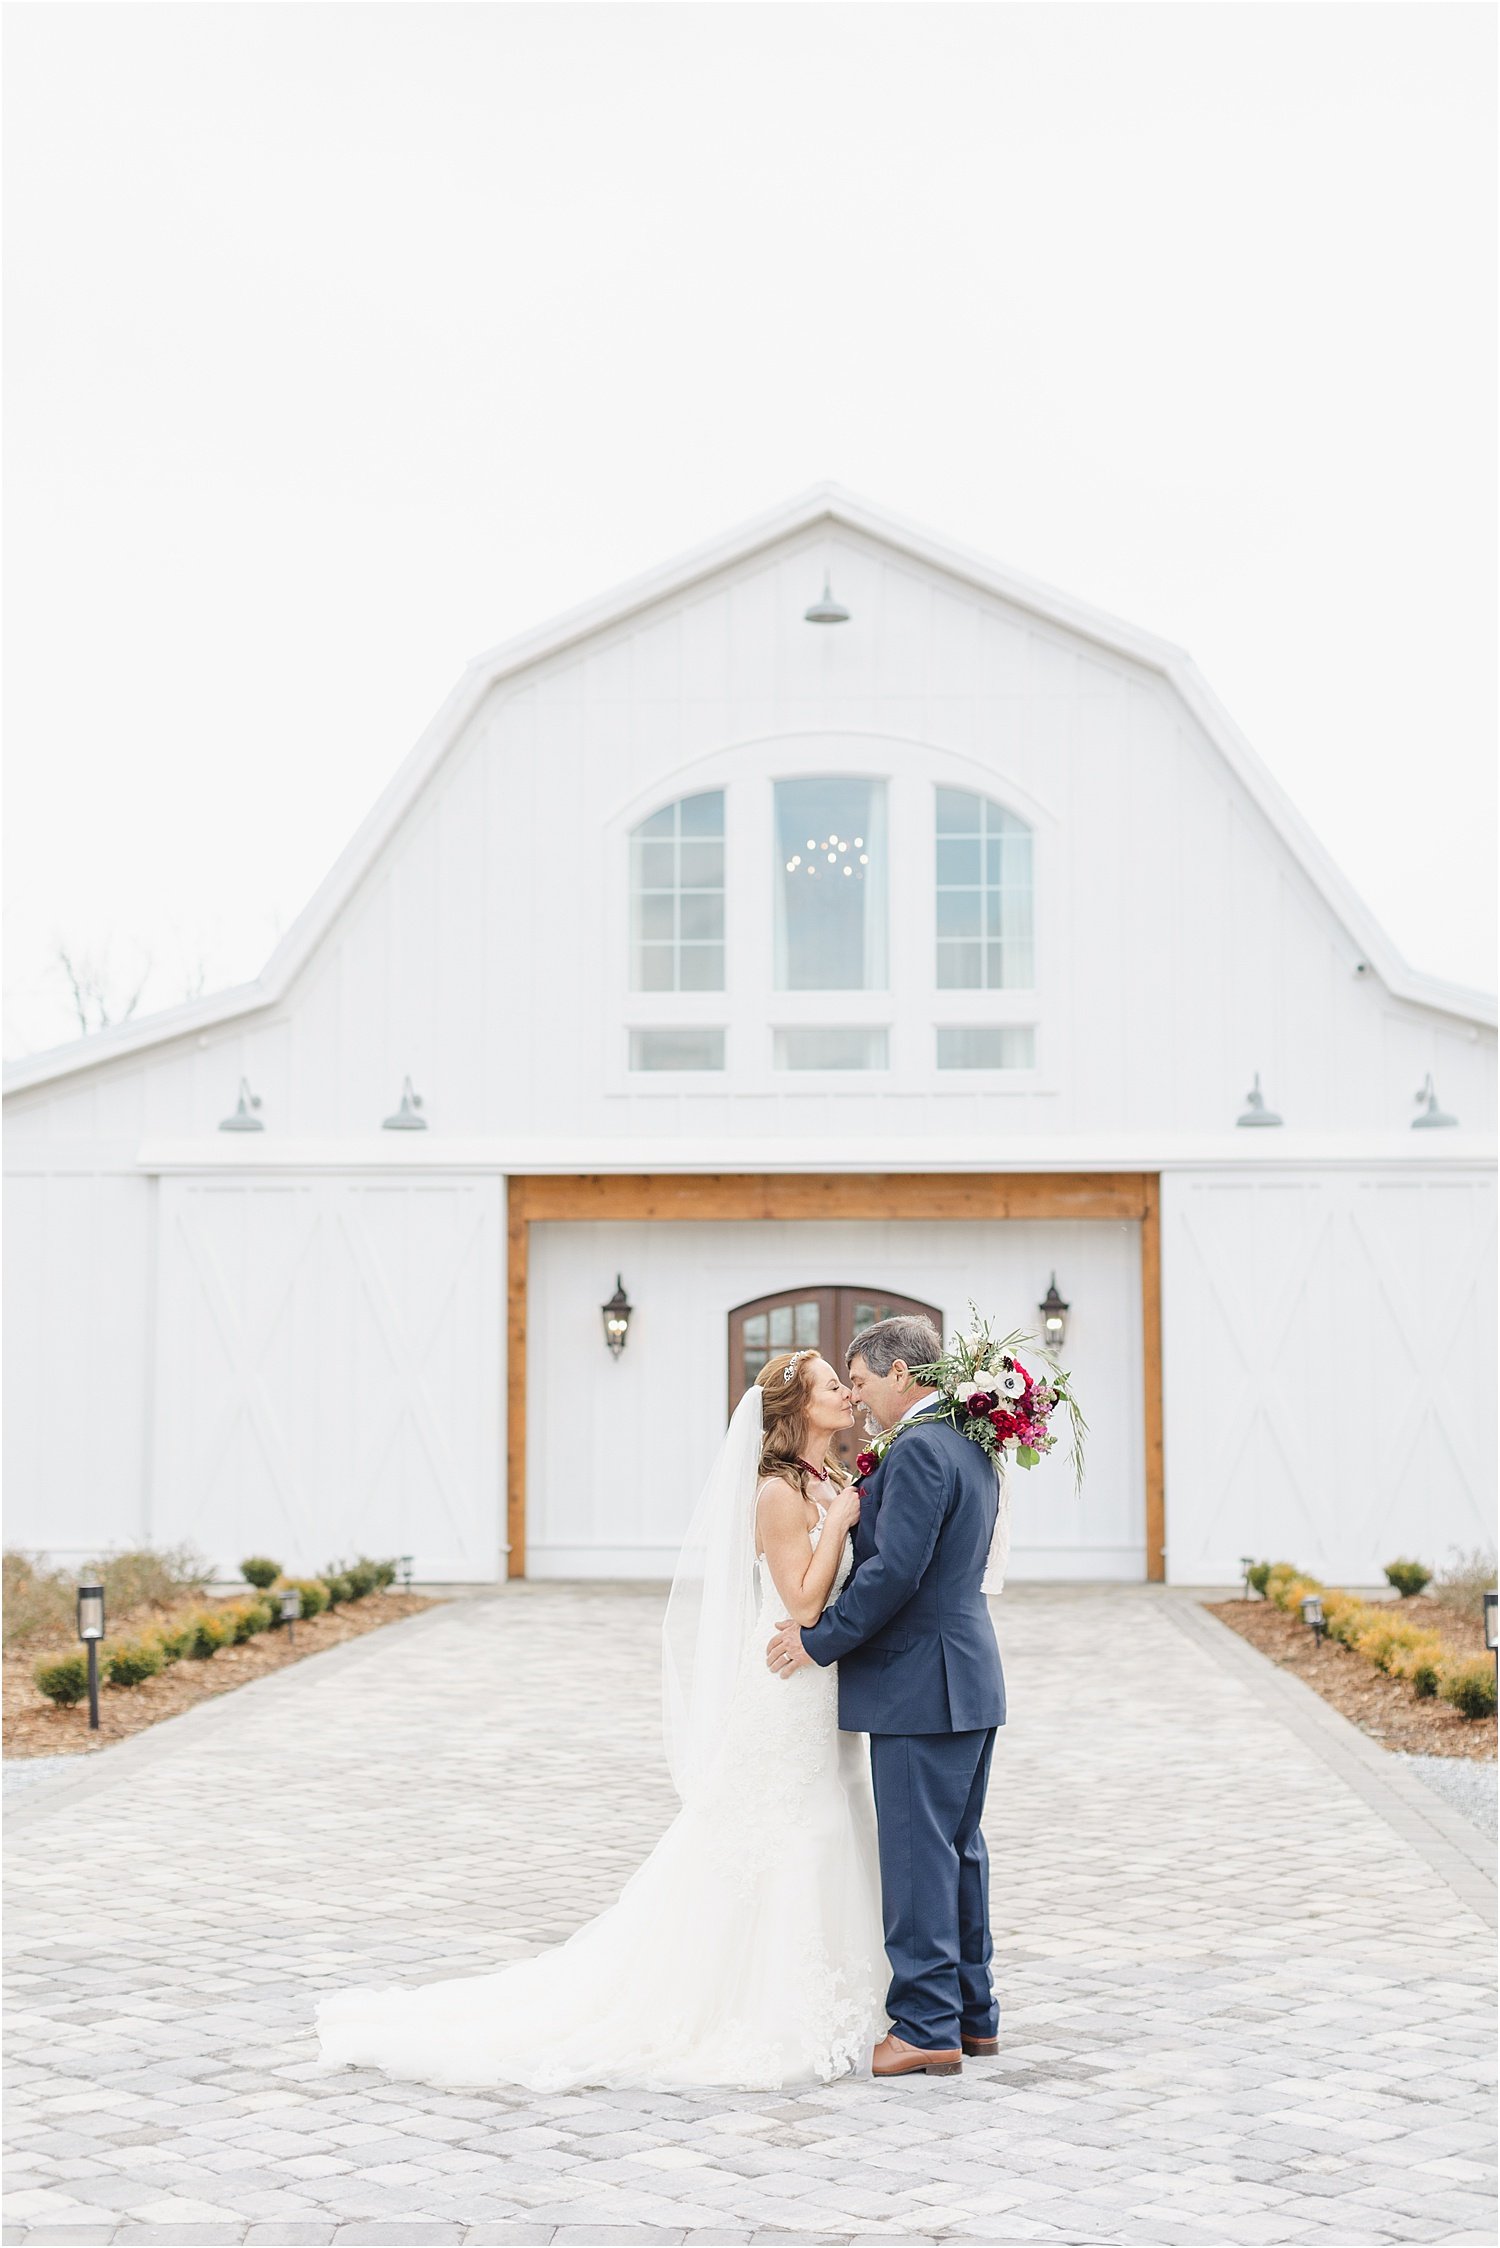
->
[[826, 1484, 862, 1540]]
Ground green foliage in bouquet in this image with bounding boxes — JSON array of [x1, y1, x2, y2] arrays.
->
[[906, 1305, 1088, 1491]]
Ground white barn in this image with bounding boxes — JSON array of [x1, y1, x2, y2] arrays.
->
[[5, 486, 1495, 1590]]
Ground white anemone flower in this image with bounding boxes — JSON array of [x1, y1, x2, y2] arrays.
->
[[955, 1380, 985, 1404], [996, 1368, 1027, 1400]]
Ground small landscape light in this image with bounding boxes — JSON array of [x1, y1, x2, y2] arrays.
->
[[1301, 1592, 1326, 1643], [400, 1554, 414, 1594], [1485, 1590, 1497, 1658], [77, 1576, 105, 1731], [280, 1585, 301, 1644], [602, 1274, 633, 1358], [1240, 1555, 1256, 1599]]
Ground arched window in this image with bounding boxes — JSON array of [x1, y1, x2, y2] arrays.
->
[[935, 787, 1033, 988], [630, 790, 725, 990]]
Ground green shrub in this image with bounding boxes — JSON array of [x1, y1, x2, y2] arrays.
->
[[241, 1556, 282, 1591], [285, 1577, 329, 1620], [1245, 1562, 1273, 1598], [98, 1545, 210, 1614], [1384, 1558, 1433, 1600], [322, 1570, 354, 1608], [371, 1558, 398, 1590], [33, 1652, 89, 1705], [1439, 1659, 1498, 1721], [186, 1610, 233, 1659], [220, 1600, 269, 1644], [1410, 1655, 1443, 1699], [104, 1637, 166, 1687], [153, 1620, 195, 1662], [344, 1560, 379, 1600]]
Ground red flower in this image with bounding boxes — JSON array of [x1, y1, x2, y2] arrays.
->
[[988, 1407, 1022, 1441], [855, 1450, 879, 1477], [1013, 1359, 1032, 1389]]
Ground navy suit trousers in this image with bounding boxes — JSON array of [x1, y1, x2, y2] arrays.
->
[[868, 1727, 998, 2052]]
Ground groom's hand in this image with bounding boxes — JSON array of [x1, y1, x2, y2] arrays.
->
[[766, 1620, 813, 1679]]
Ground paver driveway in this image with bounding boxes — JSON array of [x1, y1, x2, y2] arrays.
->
[[5, 1584, 1495, 2248]]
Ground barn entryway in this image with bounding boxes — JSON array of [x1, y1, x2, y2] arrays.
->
[[728, 1285, 943, 1469], [513, 1173, 1160, 1583]]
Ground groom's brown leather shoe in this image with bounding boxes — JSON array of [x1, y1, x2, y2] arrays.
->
[[962, 2034, 999, 2056], [872, 2032, 962, 2078]]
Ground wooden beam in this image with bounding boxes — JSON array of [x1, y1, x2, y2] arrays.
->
[[1140, 1171, 1166, 1583], [506, 1186, 528, 1580], [508, 1171, 1151, 1224]]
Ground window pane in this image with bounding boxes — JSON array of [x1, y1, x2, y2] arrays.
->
[[935, 787, 981, 833], [678, 790, 724, 837], [630, 791, 726, 991], [678, 840, 724, 889], [679, 892, 724, 942], [937, 941, 983, 988], [629, 1027, 725, 1071], [769, 1305, 794, 1347], [637, 892, 675, 942], [678, 942, 725, 990], [774, 778, 887, 990], [635, 838, 677, 888], [936, 837, 981, 886], [793, 1302, 821, 1345], [774, 1026, 890, 1071], [936, 1026, 1036, 1069], [937, 889, 981, 939]]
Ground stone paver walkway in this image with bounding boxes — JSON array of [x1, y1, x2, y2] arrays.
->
[[5, 1584, 1495, 2248]]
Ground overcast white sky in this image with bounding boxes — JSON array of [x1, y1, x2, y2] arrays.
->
[[4, 1, 1495, 1059]]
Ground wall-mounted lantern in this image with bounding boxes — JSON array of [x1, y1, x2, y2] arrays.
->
[[77, 1576, 105, 1731], [601, 1275, 633, 1358], [1236, 1073, 1282, 1127], [382, 1077, 428, 1131], [1039, 1273, 1069, 1349], [803, 572, 850, 625], [219, 1078, 265, 1132], [1412, 1074, 1458, 1129]]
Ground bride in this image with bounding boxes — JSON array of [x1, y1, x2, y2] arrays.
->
[[316, 1348, 889, 2091]]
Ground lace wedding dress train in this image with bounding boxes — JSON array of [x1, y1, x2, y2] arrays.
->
[[316, 1509, 889, 2092]]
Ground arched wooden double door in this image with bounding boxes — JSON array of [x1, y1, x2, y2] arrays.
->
[[728, 1285, 944, 1472]]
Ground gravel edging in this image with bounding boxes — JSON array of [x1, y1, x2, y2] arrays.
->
[[1394, 1749, 1499, 1840]]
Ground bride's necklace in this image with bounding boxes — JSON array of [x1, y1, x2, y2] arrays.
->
[[796, 1457, 830, 1483]]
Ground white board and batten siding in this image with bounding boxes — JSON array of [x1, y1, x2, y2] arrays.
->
[[1161, 1167, 1497, 1586], [148, 1174, 503, 1580]]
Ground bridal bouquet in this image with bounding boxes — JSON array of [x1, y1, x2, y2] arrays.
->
[[856, 1308, 1087, 1493]]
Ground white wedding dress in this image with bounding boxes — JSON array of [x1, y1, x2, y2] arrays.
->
[[317, 1505, 889, 2092]]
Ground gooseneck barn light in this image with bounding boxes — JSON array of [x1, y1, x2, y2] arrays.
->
[[601, 1276, 634, 1358], [219, 1078, 265, 1132], [1412, 1075, 1458, 1129], [1236, 1073, 1282, 1127], [382, 1077, 428, 1131], [803, 572, 850, 625]]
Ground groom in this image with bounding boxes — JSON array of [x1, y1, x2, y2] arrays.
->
[[766, 1314, 1005, 2080]]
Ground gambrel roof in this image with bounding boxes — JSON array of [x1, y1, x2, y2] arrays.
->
[[6, 482, 1494, 1094]]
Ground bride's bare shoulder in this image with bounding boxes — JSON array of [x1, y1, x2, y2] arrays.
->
[[755, 1473, 802, 1511]]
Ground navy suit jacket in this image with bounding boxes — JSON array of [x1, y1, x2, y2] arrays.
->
[[801, 1401, 1006, 1735]]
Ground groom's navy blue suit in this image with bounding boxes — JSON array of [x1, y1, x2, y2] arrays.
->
[[801, 1402, 1005, 2054]]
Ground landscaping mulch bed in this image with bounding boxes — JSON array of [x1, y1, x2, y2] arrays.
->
[[4, 1589, 440, 1760], [1206, 1594, 1496, 1761]]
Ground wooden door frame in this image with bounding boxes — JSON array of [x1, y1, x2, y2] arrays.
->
[[506, 1172, 1165, 1582]]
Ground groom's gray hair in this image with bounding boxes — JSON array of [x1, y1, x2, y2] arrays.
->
[[846, 1314, 943, 1379]]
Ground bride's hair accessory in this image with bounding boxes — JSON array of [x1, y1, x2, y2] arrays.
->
[[780, 1348, 816, 1384]]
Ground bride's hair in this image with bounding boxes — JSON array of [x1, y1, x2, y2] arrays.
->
[[755, 1352, 854, 1501]]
